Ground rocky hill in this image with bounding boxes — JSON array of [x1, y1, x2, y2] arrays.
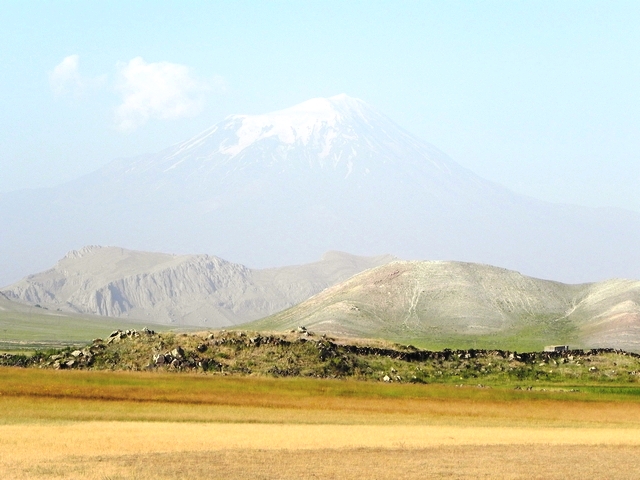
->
[[247, 261, 640, 352], [2, 246, 394, 327]]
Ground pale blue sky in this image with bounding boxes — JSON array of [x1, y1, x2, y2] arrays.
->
[[1, 1, 639, 212]]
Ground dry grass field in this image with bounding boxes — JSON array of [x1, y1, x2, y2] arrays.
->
[[2, 367, 640, 479]]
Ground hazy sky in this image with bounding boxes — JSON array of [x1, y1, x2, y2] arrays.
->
[[2, 1, 639, 212]]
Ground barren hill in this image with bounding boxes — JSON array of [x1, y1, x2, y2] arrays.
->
[[247, 261, 640, 352], [2, 246, 394, 327]]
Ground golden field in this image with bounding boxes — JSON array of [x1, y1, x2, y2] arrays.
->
[[2, 367, 640, 479]]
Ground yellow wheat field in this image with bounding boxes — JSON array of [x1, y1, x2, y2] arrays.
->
[[2, 368, 640, 479], [3, 422, 640, 479]]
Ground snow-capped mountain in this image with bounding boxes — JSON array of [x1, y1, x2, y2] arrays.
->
[[98, 94, 480, 199], [1, 94, 640, 286]]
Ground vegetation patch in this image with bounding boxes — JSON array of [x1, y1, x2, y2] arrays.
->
[[1, 327, 640, 391]]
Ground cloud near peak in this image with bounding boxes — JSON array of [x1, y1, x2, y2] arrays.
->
[[49, 55, 221, 131], [50, 55, 84, 96], [114, 57, 211, 131]]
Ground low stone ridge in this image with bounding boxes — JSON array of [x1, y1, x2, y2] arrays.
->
[[2, 328, 640, 386]]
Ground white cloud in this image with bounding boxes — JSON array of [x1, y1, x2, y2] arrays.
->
[[50, 55, 106, 97], [114, 57, 210, 131], [50, 55, 83, 96]]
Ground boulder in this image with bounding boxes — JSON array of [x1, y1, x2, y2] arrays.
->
[[171, 347, 185, 359]]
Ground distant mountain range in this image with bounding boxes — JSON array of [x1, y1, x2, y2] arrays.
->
[[248, 261, 640, 352], [2, 94, 640, 286], [2, 246, 394, 326], [5, 246, 640, 352]]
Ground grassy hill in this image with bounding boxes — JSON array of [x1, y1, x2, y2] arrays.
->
[[2, 328, 640, 389], [245, 261, 640, 352]]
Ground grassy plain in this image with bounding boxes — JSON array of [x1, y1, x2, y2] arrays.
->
[[0, 295, 171, 352], [2, 367, 640, 479]]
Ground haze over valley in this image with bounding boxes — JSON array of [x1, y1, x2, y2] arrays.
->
[[2, 95, 640, 289]]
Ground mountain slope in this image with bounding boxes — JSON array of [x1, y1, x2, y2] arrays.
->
[[1, 246, 394, 327], [247, 261, 640, 352], [2, 94, 640, 286]]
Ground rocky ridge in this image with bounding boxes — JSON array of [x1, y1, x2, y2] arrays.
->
[[2, 246, 394, 327]]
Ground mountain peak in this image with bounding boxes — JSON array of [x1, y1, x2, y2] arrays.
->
[[273, 94, 370, 118], [117, 93, 458, 186], [218, 94, 376, 156]]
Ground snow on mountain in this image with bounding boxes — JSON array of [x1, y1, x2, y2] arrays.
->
[[108, 94, 460, 185], [1, 94, 640, 287]]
